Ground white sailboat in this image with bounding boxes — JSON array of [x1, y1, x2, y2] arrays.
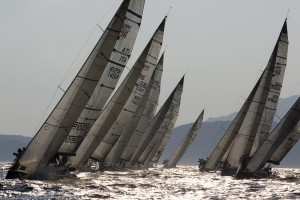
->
[[201, 20, 288, 175], [165, 110, 204, 168], [67, 17, 166, 170], [221, 20, 288, 176], [6, 0, 145, 180]]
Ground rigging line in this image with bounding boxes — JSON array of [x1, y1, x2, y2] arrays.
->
[[59, 0, 120, 87], [33, 87, 61, 135]]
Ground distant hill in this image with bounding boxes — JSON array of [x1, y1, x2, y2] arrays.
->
[[1, 96, 299, 168], [206, 95, 299, 123], [0, 135, 31, 161]]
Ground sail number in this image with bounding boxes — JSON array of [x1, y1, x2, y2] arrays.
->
[[268, 94, 279, 103], [72, 122, 89, 133], [132, 95, 142, 105], [64, 135, 83, 143], [119, 23, 132, 39], [108, 67, 122, 80], [270, 82, 282, 91]]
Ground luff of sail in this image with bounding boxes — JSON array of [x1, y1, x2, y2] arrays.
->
[[135, 76, 184, 166], [250, 20, 288, 155], [90, 18, 165, 163], [6, 0, 140, 180], [58, 0, 145, 156], [68, 18, 166, 169], [165, 110, 204, 168], [103, 54, 163, 167], [237, 97, 300, 177], [221, 22, 286, 176]]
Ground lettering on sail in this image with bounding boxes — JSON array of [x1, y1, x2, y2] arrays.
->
[[108, 66, 122, 80], [268, 94, 279, 103], [65, 135, 83, 144], [270, 82, 282, 91], [119, 23, 132, 39]]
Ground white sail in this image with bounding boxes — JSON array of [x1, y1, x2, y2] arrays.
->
[[221, 21, 288, 176], [68, 18, 166, 169], [6, 0, 143, 179], [240, 97, 300, 174], [165, 110, 204, 168], [134, 76, 184, 166], [103, 54, 163, 167], [250, 20, 288, 155], [58, 0, 145, 155]]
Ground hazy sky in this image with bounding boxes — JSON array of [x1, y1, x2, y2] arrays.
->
[[1, 0, 300, 137]]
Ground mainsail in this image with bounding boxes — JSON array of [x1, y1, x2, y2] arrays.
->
[[165, 110, 204, 168], [250, 20, 288, 155], [58, 0, 145, 155], [133, 76, 184, 166], [68, 18, 166, 169], [221, 20, 289, 176], [6, 0, 143, 179], [237, 97, 300, 176], [103, 54, 163, 167]]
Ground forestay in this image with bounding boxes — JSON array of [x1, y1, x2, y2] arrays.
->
[[103, 55, 163, 167], [6, 0, 142, 179], [58, 0, 145, 155], [165, 110, 204, 168], [68, 18, 165, 169]]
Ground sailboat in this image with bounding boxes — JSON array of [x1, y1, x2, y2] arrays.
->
[[102, 54, 163, 167], [236, 97, 300, 178], [200, 20, 288, 176], [6, 0, 145, 180], [130, 76, 184, 167], [165, 110, 204, 168], [67, 17, 166, 170]]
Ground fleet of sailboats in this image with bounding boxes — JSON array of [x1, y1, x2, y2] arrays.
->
[[4, 0, 300, 181]]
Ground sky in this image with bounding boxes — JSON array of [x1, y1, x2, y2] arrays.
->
[[1, 0, 300, 137]]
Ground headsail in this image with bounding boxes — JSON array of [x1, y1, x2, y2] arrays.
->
[[221, 20, 289, 176], [68, 18, 166, 169], [58, 0, 145, 156], [165, 110, 204, 168], [103, 54, 163, 167], [6, 0, 144, 179]]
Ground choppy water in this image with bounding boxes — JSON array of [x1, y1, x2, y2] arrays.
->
[[1, 162, 300, 199]]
